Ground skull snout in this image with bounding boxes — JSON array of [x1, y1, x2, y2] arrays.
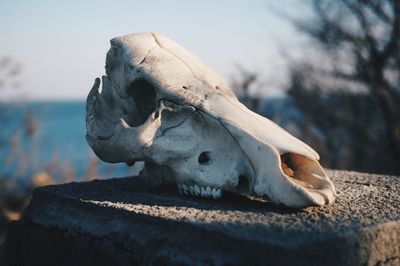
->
[[205, 95, 336, 207], [226, 121, 335, 207]]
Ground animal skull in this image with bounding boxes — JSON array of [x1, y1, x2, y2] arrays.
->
[[86, 32, 336, 208]]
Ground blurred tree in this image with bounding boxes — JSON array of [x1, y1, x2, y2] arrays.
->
[[230, 66, 261, 112], [0, 57, 22, 92], [230, 65, 258, 96], [0, 58, 26, 159], [285, 0, 400, 173]]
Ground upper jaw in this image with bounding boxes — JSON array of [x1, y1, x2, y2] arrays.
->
[[199, 94, 336, 208], [176, 153, 335, 208]]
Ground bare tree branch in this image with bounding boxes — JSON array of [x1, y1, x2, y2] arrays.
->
[[287, 0, 400, 165]]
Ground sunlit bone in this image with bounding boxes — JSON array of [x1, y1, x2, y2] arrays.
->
[[86, 32, 336, 208]]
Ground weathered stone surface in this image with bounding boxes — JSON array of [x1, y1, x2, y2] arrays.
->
[[4, 170, 400, 266]]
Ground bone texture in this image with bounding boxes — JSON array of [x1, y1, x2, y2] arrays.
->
[[86, 32, 336, 208]]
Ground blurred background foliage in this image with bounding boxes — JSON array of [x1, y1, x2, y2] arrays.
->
[[237, 0, 400, 174], [0, 0, 399, 243]]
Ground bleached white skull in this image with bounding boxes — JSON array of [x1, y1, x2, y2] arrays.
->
[[86, 32, 335, 208]]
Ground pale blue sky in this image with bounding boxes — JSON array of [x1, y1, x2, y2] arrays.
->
[[0, 0, 303, 100]]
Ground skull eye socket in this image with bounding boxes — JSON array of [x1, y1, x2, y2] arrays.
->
[[126, 79, 157, 127], [198, 151, 211, 165]]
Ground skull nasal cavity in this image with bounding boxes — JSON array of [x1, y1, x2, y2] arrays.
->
[[127, 79, 156, 126]]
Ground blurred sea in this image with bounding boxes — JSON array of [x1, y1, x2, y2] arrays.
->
[[0, 101, 142, 187]]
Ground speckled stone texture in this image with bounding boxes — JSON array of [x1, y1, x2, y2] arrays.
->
[[4, 170, 400, 266]]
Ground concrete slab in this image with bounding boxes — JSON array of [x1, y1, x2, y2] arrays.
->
[[4, 170, 400, 266]]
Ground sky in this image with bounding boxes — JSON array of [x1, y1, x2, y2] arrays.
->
[[0, 0, 304, 100]]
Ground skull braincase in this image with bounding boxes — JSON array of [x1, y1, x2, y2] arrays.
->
[[86, 32, 336, 208]]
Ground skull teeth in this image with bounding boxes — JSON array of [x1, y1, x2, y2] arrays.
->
[[177, 184, 222, 199]]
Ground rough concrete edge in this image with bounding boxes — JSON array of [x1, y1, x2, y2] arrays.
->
[[0, 243, 5, 266], [21, 186, 354, 247], [358, 221, 400, 265], [7, 211, 400, 266], [4, 219, 138, 266], [9, 183, 398, 265]]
